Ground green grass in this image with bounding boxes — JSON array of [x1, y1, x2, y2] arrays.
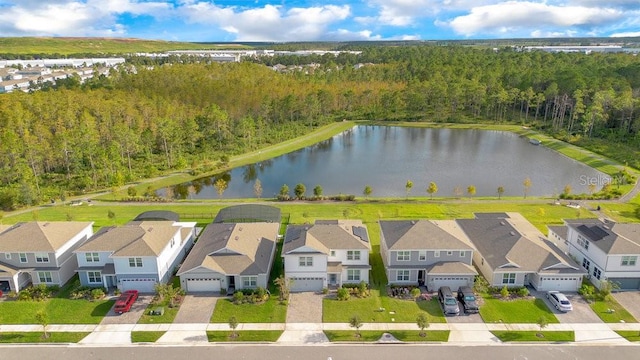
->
[[137, 301, 180, 324], [210, 297, 287, 323], [479, 296, 559, 324], [589, 298, 637, 323], [491, 331, 575, 342], [323, 330, 449, 342], [206, 330, 283, 342], [0, 332, 90, 343], [323, 290, 445, 323], [615, 331, 640, 342], [0, 298, 113, 324], [131, 331, 166, 343]]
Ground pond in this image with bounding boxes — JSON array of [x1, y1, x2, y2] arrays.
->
[[160, 126, 611, 199]]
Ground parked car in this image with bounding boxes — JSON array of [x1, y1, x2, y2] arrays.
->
[[457, 286, 479, 313], [438, 286, 460, 316], [546, 290, 573, 312], [114, 290, 139, 314]]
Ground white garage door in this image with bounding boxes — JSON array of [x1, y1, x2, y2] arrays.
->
[[186, 278, 221, 292], [290, 277, 323, 292], [537, 277, 581, 292], [120, 278, 157, 293], [430, 277, 472, 292]]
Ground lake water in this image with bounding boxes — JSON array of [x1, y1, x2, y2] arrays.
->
[[160, 126, 611, 199]]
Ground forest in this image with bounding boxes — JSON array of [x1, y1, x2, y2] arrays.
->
[[1, 45, 640, 210]]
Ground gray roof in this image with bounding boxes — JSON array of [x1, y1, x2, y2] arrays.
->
[[457, 213, 582, 274], [379, 220, 473, 251], [283, 220, 371, 255], [214, 204, 281, 223], [0, 221, 93, 252], [426, 261, 478, 275], [547, 225, 568, 239], [177, 222, 279, 276], [134, 211, 180, 222], [565, 219, 640, 255]]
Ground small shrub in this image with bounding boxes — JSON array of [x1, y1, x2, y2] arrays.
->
[[579, 284, 595, 301], [90, 288, 105, 300], [337, 287, 350, 301], [516, 287, 529, 297], [322, 287, 329, 295], [500, 285, 509, 299], [233, 291, 245, 305]]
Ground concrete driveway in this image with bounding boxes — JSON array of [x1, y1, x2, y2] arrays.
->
[[100, 294, 154, 325], [173, 294, 220, 323], [286, 292, 323, 323], [534, 291, 602, 323], [612, 292, 640, 322], [446, 301, 482, 323]]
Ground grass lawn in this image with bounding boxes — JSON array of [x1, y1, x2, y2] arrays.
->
[[615, 331, 640, 342], [491, 331, 575, 342], [137, 303, 180, 324], [479, 295, 559, 324], [323, 290, 445, 323], [589, 298, 637, 323], [210, 297, 287, 323], [206, 331, 283, 342], [0, 332, 90, 343], [323, 330, 449, 342], [390, 330, 450, 342], [131, 331, 166, 343], [0, 298, 112, 324]]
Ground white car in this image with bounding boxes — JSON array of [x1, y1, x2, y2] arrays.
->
[[546, 291, 573, 312]]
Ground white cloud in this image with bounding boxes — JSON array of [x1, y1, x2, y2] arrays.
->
[[445, 1, 623, 37], [610, 31, 640, 37]]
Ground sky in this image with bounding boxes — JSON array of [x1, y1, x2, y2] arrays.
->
[[0, 0, 639, 42]]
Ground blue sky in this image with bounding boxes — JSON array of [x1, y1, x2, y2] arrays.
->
[[1, 1, 639, 42]]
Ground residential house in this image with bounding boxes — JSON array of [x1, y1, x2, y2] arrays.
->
[[0, 222, 94, 293], [457, 213, 584, 291], [283, 220, 371, 292], [74, 219, 196, 293], [177, 222, 280, 293], [379, 220, 477, 291], [549, 219, 640, 290]]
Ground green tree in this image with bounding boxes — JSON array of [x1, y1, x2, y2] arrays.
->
[[214, 178, 228, 198], [313, 185, 323, 199], [107, 210, 116, 223], [416, 313, 430, 337], [253, 179, 263, 199], [467, 185, 476, 198], [497, 186, 505, 200], [127, 186, 137, 197], [274, 275, 291, 303], [427, 182, 438, 199], [228, 316, 239, 338], [536, 316, 548, 333], [405, 180, 413, 199], [35, 310, 49, 339], [363, 185, 372, 199], [500, 285, 509, 299], [294, 183, 306, 199], [349, 314, 363, 337], [523, 177, 532, 199], [279, 184, 290, 200], [563, 184, 572, 197]]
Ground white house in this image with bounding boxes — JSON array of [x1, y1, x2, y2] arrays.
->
[[549, 219, 640, 290], [283, 220, 371, 292]]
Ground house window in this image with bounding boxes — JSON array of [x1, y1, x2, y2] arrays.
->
[[85, 252, 100, 262], [87, 271, 101, 284], [347, 269, 360, 281], [19, 253, 27, 263], [330, 250, 336, 257], [38, 271, 53, 283], [128, 257, 143, 267], [582, 258, 591, 271], [396, 270, 410, 281], [621, 256, 637, 266], [242, 276, 257, 288], [35, 253, 49, 263], [419, 251, 427, 261], [447, 251, 453, 256], [577, 234, 590, 250], [4, 253, 10, 260], [459, 251, 466, 257], [299, 257, 313, 267], [502, 273, 516, 284], [397, 251, 410, 261], [434, 251, 440, 258], [347, 251, 360, 261], [592, 267, 602, 280]]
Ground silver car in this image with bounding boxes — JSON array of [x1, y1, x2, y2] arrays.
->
[[546, 291, 573, 312]]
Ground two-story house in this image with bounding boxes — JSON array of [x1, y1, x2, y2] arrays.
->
[[283, 220, 371, 292], [177, 222, 280, 293], [0, 221, 94, 293], [74, 220, 196, 293], [457, 213, 585, 291], [379, 220, 477, 291], [549, 219, 640, 290]]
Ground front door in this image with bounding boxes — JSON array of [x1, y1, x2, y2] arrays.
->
[[418, 270, 425, 286], [329, 274, 337, 286]]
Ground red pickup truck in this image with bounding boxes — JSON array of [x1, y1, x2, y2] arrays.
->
[[113, 290, 139, 314]]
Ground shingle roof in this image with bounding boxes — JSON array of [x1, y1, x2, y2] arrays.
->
[[177, 222, 279, 276], [76, 221, 180, 257], [547, 225, 568, 239], [426, 262, 478, 275], [379, 220, 473, 250], [283, 220, 371, 255], [0, 222, 93, 252], [565, 219, 640, 255]]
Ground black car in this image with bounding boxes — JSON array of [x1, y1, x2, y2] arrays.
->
[[457, 286, 479, 313]]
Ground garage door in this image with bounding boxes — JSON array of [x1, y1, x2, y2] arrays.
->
[[429, 277, 472, 292], [608, 278, 640, 290], [120, 278, 157, 293], [186, 278, 221, 292], [537, 277, 581, 292], [290, 277, 323, 292]]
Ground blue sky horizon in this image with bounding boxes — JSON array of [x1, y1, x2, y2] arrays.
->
[[1, 1, 639, 43]]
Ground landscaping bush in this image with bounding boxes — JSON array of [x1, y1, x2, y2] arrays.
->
[[516, 287, 530, 297], [500, 286, 509, 299], [579, 284, 595, 301], [337, 287, 350, 301], [18, 284, 56, 301], [90, 288, 105, 300], [232, 287, 270, 304]]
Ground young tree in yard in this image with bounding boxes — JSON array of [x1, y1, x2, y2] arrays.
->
[[214, 178, 228, 198], [467, 185, 476, 198], [416, 313, 430, 337], [497, 186, 505, 199], [107, 209, 116, 223], [349, 315, 363, 337], [410, 287, 421, 301], [274, 275, 291, 303], [253, 179, 263, 198], [294, 183, 306, 199], [523, 177, 532, 198], [228, 316, 239, 338], [36, 310, 49, 339], [427, 182, 438, 199], [313, 185, 323, 199], [536, 316, 548, 334], [405, 180, 413, 199], [279, 184, 290, 199], [363, 185, 372, 199]]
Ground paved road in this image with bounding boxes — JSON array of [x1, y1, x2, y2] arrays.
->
[[1, 344, 638, 360]]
